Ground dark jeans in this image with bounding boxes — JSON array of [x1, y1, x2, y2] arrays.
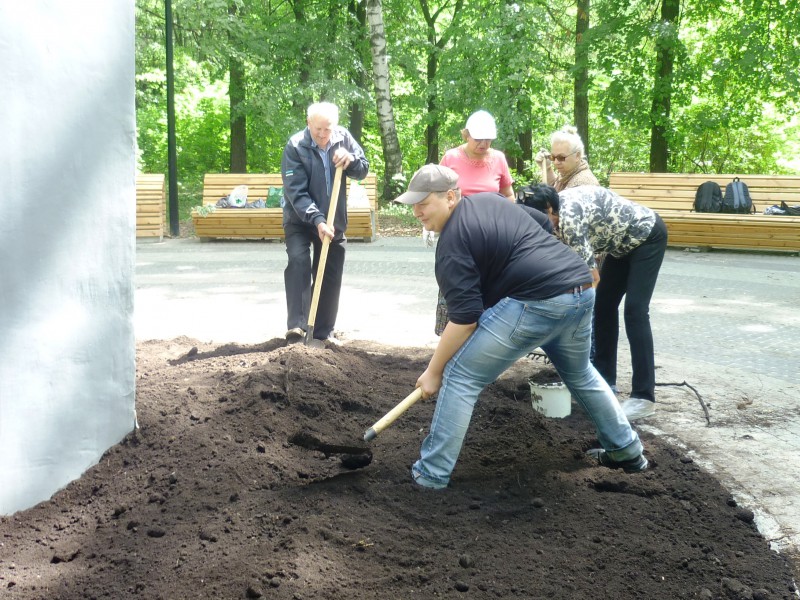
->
[[592, 214, 668, 402], [283, 221, 346, 340], [589, 253, 606, 363]]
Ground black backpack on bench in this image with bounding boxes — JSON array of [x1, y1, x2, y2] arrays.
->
[[694, 181, 722, 212], [721, 177, 755, 213]]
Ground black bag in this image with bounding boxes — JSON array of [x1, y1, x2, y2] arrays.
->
[[781, 201, 800, 216], [694, 181, 722, 212], [721, 177, 754, 214]]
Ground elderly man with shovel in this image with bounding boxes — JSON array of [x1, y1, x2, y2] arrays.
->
[[281, 102, 369, 347], [394, 164, 647, 490]]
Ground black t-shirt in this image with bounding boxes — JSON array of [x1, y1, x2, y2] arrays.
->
[[435, 192, 592, 325], [519, 203, 554, 235]]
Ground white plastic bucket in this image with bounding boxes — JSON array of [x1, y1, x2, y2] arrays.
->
[[529, 380, 571, 418]]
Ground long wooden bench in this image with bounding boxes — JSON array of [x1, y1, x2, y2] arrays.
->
[[136, 173, 166, 240], [192, 172, 378, 242], [608, 172, 800, 253]]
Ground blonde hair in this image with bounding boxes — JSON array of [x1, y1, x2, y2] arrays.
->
[[550, 125, 585, 156]]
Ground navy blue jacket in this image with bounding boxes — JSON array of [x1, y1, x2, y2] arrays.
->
[[281, 126, 369, 236]]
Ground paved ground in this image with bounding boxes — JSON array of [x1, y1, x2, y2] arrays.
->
[[135, 235, 800, 569]]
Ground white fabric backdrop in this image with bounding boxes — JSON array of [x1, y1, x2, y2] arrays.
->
[[0, 1, 136, 514]]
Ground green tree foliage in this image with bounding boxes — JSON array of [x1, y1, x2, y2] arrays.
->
[[590, 0, 800, 176], [135, 0, 800, 218]]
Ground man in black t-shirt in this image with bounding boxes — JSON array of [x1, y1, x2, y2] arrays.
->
[[395, 164, 647, 490]]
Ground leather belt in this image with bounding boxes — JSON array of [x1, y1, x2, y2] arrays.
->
[[565, 282, 592, 295]]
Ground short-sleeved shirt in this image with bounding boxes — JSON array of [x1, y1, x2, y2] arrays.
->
[[435, 192, 592, 325], [557, 186, 657, 269], [440, 147, 513, 196]]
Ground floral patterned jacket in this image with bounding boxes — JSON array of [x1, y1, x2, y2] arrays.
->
[[556, 186, 656, 269]]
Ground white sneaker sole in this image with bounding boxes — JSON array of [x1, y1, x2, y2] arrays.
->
[[620, 397, 656, 421]]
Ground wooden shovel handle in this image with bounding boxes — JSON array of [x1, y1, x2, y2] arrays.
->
[[306, 166, 344, 336], [363, 388, 424, 441], [541, 155, 549, 184]]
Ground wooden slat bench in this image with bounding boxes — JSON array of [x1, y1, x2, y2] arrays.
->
[[608, 172, 800, 253], [192, 172, 378, 242], [136, 173, 166, 240]]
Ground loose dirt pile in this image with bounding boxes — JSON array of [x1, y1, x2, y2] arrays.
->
[[1, 338, 797, 599]]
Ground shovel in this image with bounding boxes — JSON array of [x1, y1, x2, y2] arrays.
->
[[305, 165, 344, 347], [289, 430, 373, 470], [541, 149, 549, 184], [363, 388, 424, 441]]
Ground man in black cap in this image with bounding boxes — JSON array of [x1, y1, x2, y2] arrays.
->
[[395, 164, 647, 490]]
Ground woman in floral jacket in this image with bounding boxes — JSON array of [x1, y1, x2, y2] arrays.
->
[[521, 184, 668, 423]]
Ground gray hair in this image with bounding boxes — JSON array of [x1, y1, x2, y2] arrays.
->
[[307, 102, 339, 126], [551, 125, 585, 156], [433, 188, 461, 202]]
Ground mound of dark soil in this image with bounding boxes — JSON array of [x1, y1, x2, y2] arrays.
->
[[1, 338, 796, 599]]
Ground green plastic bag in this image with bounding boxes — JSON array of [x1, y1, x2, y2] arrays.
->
[[266, 186, 283, 208]]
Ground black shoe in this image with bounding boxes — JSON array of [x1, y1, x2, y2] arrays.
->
[[586, 448, 648, 473]]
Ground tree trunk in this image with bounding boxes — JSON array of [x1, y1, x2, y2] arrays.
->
[[513, 92, 532, 175], [516, 128, 532, 175], [503, 0, 530, 174], [349, 102, 364, 146], [348, 0, 367, 143], [228, 3, 246, 173], [424, 49, 440, 165], [229, 59, 247, 173], [574, 0, 591, 160], [291, 0, 312, 112], [366, 0, 404, 200], [649, 0, 679, 173], [419, 0, 464, 166]]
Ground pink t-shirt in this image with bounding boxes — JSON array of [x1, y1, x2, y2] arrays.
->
[[440, 147, 513, 197]]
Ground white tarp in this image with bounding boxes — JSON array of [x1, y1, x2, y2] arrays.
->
[[0, 1, 136, 514]]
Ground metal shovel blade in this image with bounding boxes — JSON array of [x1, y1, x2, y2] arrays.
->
[[289, 430, 373, 470]]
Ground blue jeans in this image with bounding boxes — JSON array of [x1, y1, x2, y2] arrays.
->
[[412, 287, 643, 489]]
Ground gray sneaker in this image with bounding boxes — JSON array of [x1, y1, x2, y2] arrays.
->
[[586, 448, 649, 473], [620, 397, 656, 420]]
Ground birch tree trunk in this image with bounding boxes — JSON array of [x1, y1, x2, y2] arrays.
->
[[366, 0, 404, 200]]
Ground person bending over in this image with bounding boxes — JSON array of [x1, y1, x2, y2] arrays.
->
[[395, 164, 647, 490], [520, 184, 668, 421]]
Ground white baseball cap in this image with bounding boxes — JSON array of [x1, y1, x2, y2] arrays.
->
[[465, 110, 497, 140]]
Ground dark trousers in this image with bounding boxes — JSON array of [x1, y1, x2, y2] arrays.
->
[[283, 221, 346, 340], [592, 215, 668, 402]]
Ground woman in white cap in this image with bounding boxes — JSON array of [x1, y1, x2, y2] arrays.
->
[[440, 110, 514, 201], [430, 110, 515, 335]]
